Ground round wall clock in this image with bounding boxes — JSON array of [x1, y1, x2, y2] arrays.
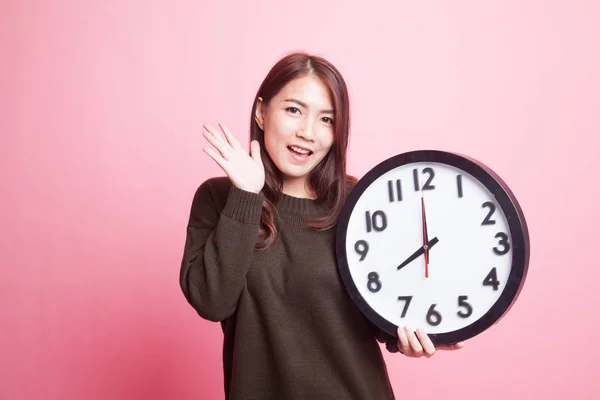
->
[[336, 150, 530, 346]]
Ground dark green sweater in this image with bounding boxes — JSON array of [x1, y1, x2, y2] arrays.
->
[[180, 176, 397, 399]]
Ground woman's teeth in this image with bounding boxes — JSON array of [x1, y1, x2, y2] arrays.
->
[[288, 146, 312, 155]]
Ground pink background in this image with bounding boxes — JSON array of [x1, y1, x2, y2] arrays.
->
[[2, 0, 599, 398]]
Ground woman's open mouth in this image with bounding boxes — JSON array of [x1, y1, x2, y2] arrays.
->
[[287, 145, 313, 158]]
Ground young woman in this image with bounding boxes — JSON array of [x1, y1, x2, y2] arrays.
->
[[180, 51, 464, 400]]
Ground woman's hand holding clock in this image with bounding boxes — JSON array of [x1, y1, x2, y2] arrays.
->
[[396, 326, 465, 358]]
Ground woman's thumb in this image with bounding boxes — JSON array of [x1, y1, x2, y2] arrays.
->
[[250, 140, 261, 162]]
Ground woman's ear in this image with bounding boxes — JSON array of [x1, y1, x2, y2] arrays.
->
[[254, 97, 265, 130]]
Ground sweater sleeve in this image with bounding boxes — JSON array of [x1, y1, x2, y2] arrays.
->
[[373, 327, 401, 354], [179, 178, 264, 322], [362, 311, 401, 353]]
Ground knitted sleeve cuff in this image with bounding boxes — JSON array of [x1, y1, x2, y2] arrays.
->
[[221, 185, 264, 225], [386, 339, 401, 353]]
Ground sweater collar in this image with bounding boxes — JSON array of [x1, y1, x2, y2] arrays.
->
[[276, 192, 328, 215]]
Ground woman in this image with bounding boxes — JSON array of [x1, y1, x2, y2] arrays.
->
[[179, 51, 463, 400]]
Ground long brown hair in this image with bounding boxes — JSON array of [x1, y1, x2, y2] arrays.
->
[[250, 51, 357, 250]]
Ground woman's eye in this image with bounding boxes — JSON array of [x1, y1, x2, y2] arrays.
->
[[286, 107, 300, 114], [322, 117, 334, 125]]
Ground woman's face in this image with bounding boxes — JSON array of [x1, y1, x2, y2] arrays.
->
[[255, 75, 335, 196]]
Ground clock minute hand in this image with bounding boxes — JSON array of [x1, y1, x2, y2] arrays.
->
[[396, 237, 439, 271], [421, 189, 430, 278]]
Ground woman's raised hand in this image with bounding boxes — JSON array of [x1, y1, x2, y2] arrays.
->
[[202, 122, 265, 194]]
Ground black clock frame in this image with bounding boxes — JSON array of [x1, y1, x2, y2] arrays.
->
[[335, 150, 530, 346]]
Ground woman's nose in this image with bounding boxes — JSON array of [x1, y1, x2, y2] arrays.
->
[[297, 121, 315, 141]]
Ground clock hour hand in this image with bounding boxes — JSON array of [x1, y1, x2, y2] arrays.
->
[[397, 237, 439, 271]]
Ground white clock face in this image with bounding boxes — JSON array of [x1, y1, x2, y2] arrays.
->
[[344, 161, 513, 335]]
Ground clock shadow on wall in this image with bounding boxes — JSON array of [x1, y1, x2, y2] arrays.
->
[[336, 150, 530, 347]]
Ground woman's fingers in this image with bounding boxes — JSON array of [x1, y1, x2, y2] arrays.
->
[[203, 125, 231, 160], [218, 122, 241, 149], [404, 327, 424, 356], [397, 326, 422, 357], [250, 140, 262, 163], [203, 123, 224, 141], [415, 328, 436, 357], [437, 342, 465, 351], [397, 326, 463, 358], [202, 146, 228, 171], [201, 121, 266, 194], [397, 326, 409, 354]]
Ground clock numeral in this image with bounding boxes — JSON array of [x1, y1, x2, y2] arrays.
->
[[413, 167, 436, 191], [483, 267, 500, 291], [367, 272, 382, 293], [457, 295, 473, 318], [426, 304, 442, 326], [388, 179, 402, 202], [481, 202, 496, 225], [354, 240, 369, 261], [493, 232, 510, 255], [365, 210, 387, 233], [397, 296, 413, 318], [457, 175, 463, 198]]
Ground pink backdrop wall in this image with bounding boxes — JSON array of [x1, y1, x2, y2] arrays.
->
[[2, 0, 599, 398]]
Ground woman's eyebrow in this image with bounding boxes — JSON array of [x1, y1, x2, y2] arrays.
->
[[283, 98, 334, 114]]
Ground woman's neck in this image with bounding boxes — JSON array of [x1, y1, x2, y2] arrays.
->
[[281, 179, 316, 199]]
